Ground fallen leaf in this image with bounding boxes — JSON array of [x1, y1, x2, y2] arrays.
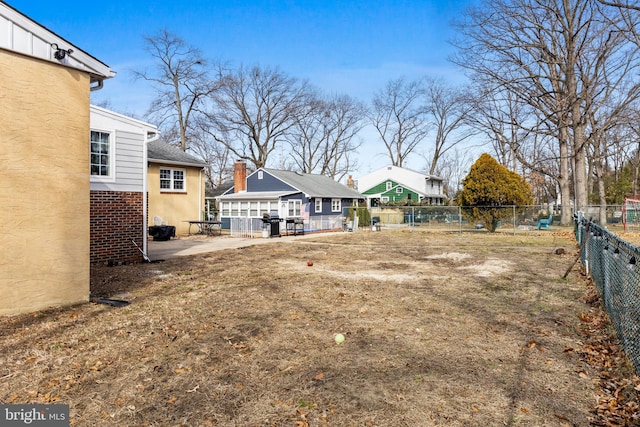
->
[[520, 407, 530, 414], [314, 372, 325, 381], [167, 397, 177, 404], [175, 368, 186, 374]]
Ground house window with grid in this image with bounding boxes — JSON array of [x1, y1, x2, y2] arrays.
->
[[386, 181, 393, 191], [160, 168, 185, 192], [288, 200, 301, 217], [331, 198, 341, 213], [90, 130, 112, 178], [315, 198, 322, 213]]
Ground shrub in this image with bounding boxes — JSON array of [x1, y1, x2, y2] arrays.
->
[[457, 153, 533, 232]]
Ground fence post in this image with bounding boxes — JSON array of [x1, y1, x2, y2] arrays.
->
[[458, 206, 462, 235], [513, 205, 516, 236], [411, 206, 415, 232]]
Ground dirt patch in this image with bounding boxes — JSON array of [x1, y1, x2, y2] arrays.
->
[[0, 229, 627, 425]]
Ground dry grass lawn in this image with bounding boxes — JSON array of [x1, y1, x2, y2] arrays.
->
[[0, 229, 628, 426]]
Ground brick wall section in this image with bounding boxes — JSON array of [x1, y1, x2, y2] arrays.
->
[[90, 191, 144, 265]]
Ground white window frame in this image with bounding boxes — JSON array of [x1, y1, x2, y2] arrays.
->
[[315, 198, 322, 213], [159, 167, 186, 192], [396, 187, 403, 194], [258, 170, 264, 179], [386, 181, 393, 191], [288, 200, 302, 217], [381, 196, 389, 203], [90, 129, 115, 182], [331, 198, 341, 213]]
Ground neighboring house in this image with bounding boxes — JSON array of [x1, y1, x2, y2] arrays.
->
[[0, 3, 114, 315], [205, 179, 234, 220], [147, 141, 207, 236], [90, 105, 159, 265], [356, 165, 445, 206], [217, 161, 364, 233]]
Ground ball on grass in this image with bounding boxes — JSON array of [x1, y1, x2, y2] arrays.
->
[[334, 333, 345, 344], [307, 260, 314, 266]]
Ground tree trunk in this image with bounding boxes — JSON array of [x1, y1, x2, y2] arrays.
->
[[559, 129, 572, 225]]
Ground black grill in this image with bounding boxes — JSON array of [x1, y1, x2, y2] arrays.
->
[[261, 213, 282, 237]]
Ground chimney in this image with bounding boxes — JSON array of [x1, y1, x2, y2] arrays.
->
[[234, 161, 247, 193], [346, 175, 355, 189]]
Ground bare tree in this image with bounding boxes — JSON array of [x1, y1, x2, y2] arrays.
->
[[208, 64, 312, 169], [189, 117, 232, 191], [134, 30, 215, 151], [466, 83, 565, 205], [423, 78, 477, 175], [370, 77, 429, 167], [319, 94, 366, 180], [288, 93, 366, 180], [286, 91, 326, 174], [598, 0, 640, 46], [453, 0, 640, 221], [430, 147, 475, 200]]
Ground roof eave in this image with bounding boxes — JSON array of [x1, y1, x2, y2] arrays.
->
[[148, 158, 206, 168]]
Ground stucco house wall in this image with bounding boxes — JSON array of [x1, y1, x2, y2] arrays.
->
[[0, 3, 113, 315], [0, 50, 91, 315], [147, 141, 206, 236]]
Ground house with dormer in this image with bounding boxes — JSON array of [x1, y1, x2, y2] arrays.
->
[[356, 165, 445, 206]]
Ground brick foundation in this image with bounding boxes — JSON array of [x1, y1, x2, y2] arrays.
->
[[90, 191, 144, 265]]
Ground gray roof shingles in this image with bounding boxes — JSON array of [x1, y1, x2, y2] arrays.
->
[[147, 140, 207, 167], [262, 168, 363, 199]]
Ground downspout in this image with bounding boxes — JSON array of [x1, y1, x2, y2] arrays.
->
[[143, 131, 160, 257], [90, 79, 104, 91], [199, 168, 204, 220]]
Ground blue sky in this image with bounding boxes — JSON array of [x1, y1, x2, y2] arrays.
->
[[8, 0, 474, 175]]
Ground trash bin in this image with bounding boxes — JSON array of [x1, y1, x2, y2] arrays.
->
[[261, 213, 282, 237], [148, 225, 176, 241]]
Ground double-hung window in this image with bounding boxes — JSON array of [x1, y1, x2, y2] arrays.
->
[[315, 198, 322, 213], [331, 198, 341, 213], [160, 168, 186, 192], [288, 200, 301, 217], [90, 130, 113, 180]]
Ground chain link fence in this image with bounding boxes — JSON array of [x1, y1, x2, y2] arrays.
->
[[575, 213, 640, 375], [345, 205, 569, 234]]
